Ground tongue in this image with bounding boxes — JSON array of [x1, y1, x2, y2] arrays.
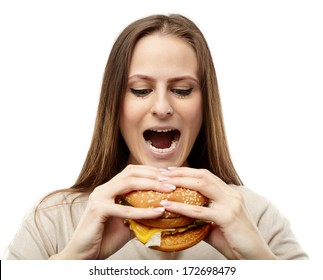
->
[[145, 131, 174, 149]]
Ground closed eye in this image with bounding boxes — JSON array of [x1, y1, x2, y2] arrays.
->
[[130, 88, 152, 97], [171, 88, 193, 97]]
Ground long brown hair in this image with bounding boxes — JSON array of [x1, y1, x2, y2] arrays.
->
[[70, 14, 242, 194]]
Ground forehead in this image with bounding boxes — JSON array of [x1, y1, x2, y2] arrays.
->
[[129, 33, 198, 79]]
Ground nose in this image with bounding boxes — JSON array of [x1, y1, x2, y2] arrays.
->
[[150, 91, 174, 119]]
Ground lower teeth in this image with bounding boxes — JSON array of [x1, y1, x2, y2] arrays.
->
[[146, 140, 178, 153]]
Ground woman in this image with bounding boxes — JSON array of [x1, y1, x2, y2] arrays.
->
[[5, 14, 307, 260]]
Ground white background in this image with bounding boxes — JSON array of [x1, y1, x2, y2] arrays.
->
[[1, 0, 322, 261]]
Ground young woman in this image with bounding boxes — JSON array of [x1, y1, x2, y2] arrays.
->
[[5, 14, 308, 260]]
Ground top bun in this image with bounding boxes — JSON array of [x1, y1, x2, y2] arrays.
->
[[124, 187, 208, 208]]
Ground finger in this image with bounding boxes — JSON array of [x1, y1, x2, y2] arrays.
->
[[111, 176, 176, 196], [119, 164, 167, 181], [100, 165, 176, 197], [161, 194, 250, 229], [112, 165, 157, 182], [164, 167, 230, 200], [160, 200, 217, 222], [108, 203, 166, 220]]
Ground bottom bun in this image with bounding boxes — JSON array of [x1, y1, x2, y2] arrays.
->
[[150, 223, 211, 252]]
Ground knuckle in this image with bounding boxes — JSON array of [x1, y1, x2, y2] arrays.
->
[[191, 206, 205, 218], [195, 169, 210, 186], [87, 199, 107, 217], [124, 176, 135, 186], [218, 192, 245, 224], [124, 164, 136, 175], [122, 177, 139, 192], [200, 168, 210, 177], [120, 206, 135, 219], [229, 194, 244, 218], [233, 191, 244, 205]]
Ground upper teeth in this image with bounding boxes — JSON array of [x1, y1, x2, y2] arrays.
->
[[150, 129, 173, 132]]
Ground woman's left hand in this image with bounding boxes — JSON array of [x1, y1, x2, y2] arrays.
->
[[160, 167, 277, 260]]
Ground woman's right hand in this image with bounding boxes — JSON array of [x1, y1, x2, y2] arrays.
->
[[49, 165, 174, 260]]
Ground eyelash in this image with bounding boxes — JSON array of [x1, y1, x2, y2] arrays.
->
[[171, 88, 193, 97], [130, 88, 152, 97], [130, 88, 193, 97]]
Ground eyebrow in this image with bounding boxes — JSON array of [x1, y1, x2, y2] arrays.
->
[[168, 75, 199, 84], [128, 74, 199, 84], [128, 74, 155, 82]]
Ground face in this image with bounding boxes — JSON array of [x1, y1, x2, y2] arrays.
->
[[119, 33, 202, 168]]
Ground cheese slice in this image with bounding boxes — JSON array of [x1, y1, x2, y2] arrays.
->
[[128, 219, 173, 244]]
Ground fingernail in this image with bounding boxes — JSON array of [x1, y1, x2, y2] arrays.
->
[[160, 199, 171, 206], [159, 168, 169, 175], [167, 167, 177, 170], [158, 175, 170, 181], [163, 183, 176, 190], [153, 207, 165, 213]]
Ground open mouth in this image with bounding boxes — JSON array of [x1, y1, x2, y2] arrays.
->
[[143, 129, 180, 153]]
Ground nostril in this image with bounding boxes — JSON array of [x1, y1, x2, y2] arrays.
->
[[166, 106, 174, 115], [151, 107, 173, 118], [150, 98, 173, 118]]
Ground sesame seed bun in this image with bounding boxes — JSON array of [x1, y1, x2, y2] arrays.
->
[[124, 187, 208, 208]]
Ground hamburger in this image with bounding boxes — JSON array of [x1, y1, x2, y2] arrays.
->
[[119, 187, 211, 251]]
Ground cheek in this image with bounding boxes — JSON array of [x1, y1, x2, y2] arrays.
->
[[182, 99, 203, 129], [120, 108, 132, 126], [119, 99, 136, 141], [120, 98, 146, 144], [188, 106, 202, 121], [120, 97, 139, 127]]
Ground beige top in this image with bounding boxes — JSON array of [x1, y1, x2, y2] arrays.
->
[[4, 185, 308, 260]]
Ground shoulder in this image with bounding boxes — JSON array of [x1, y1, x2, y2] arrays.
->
[[36, 191, 89, 211], [20, 191, 90, 230], [6, 191, 89, 259], [228, 184, 285, 228], [229, 184, 268, 201], [229, 185, 308, 259], [33, 191, 89, 225]]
